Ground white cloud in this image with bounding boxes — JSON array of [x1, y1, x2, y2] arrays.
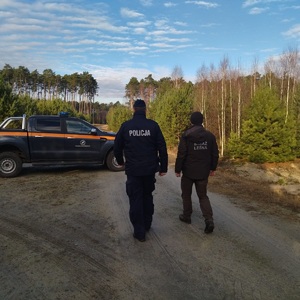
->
[[185, 1, 219, 8], [90, 64, 171, 102], [134, 28, 147, 34], [127, 21, 152, 27], [148, 28, 192, 36], [151, 36, 190, 43], [79, 39, 98, 45], [174, 21, 187, 26], [164, 2, 177, 7], [155, 19, 169, 28], [249, 7, 269, 14], [260, 48, 278, 53], [282, 24, 300, 39], [201, 47, 222, 51], [243, 0, 261, 7], [200, 23, 219, 28], [151, 43, 174, 48], [243, 0, 285, 8], [140, 0, 153, 7], [120, 8, 144, 18], [72, 20, 128, 33], [0, 23, 47, 33], [281, 18, 294, 23]]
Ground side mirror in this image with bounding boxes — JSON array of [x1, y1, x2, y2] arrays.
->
[[90, 128, 97, 135]]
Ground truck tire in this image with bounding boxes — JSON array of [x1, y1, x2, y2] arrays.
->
[[106, 150, 125, 172], [0, 152, 23, 178]]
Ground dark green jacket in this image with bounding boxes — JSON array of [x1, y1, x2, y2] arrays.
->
[[175, 125, 219, 180]]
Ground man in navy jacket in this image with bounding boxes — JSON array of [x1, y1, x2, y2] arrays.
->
[[175, 111, 219, 234], [114, 99, 168, 242]]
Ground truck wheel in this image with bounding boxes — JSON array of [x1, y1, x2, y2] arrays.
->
[[106, 150, 125, 172], [0, 152, 23, 178]]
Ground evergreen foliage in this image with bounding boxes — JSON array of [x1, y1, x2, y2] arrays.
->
[[227, 88, 297, 162], [151, 82, 194, 148], [8, 95, 38, 117], [36, 98, 78, 117], [106, 104, 132, 132], [0, 78, 89, 120], [294, 87, 300, 157], [0, 78, 17, 120]]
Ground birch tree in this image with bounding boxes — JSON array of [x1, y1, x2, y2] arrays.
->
[[219, 56, 229, 156], [264, 56, 276, 90], [280, 47, 299, 122], [171, 65, 184, 89], [196, 64, 209, 121]]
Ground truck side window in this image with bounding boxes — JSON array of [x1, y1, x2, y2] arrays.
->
[[66, 120, 93, 134], [1, 119, 23, 130], [35, 119, 61, 132]]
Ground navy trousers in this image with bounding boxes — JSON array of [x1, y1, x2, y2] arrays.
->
[[126, 174, 156, 239]]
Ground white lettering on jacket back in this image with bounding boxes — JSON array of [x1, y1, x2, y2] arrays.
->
[[129, 129, 151, 137]]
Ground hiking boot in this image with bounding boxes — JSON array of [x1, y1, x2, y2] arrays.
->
[[204, 220, 214, 234], [179, 214, 191, 224], [133, 234, 146, 242]]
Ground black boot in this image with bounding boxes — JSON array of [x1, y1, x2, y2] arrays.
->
[[204, 220, 214, 234], [179, 214, 191, 224]]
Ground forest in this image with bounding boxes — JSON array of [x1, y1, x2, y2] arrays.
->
[[0, 47, 300, 163]]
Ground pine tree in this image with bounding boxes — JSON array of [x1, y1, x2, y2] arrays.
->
[[152, 83, 194, 148], [106, 104, 132, 132], [228, 87, 296, 163]]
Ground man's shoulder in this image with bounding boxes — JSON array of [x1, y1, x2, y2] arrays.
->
[[120, 118, 134, 127], [145, 118, 159, 125], [184, 126, 216, 138], [204, 129, 216, 138], [121, 118, 159, 130]]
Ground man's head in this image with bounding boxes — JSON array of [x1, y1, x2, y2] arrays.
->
[[133, 99, 146, 111], [190, 111, 203, 125]]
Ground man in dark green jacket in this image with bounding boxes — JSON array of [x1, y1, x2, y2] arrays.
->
[[175, 111, 219, 234]]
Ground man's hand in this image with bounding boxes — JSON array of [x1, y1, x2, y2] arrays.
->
[[175, 172, 181, 177], [210, 170, 216, 176], [159, 172, 167, 176]]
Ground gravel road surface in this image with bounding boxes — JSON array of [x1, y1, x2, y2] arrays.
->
[[0, 165, 299, 300]]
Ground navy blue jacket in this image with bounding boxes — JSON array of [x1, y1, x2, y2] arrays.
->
[[175, 125, 219, 180], [114, 110, 168, 176]]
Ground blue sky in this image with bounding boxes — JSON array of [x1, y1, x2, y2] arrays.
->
[[0, 0, 299, 103]]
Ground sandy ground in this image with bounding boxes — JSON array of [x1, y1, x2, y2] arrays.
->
[[0, 162, 300, 300]]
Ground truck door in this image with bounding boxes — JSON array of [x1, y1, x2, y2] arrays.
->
[[64, 118, 106, 162], [28, 117, 65, 161]]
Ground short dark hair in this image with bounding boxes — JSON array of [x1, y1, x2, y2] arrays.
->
[[190, 111, 203, 125], [133, 99, 146, 108]]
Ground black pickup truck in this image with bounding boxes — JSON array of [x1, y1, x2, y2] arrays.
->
[[0, 113, 124, 177]]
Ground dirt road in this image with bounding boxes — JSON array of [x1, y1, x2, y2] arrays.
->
[[0, 164, 299, 300]]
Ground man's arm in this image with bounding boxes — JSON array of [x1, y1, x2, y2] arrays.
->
[[210, 134, 219, 171], [175, 134, 187, 174], [156, 125, 168, 173], [113, 127, 125, 165]]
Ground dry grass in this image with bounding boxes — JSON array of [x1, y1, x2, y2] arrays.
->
[[208, 160, 300, 216]]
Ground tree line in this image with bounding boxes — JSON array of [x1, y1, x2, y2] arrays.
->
[[0, 64, 119, 123], [110, 48, 300, 163], [1, 46, 300, 163]]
